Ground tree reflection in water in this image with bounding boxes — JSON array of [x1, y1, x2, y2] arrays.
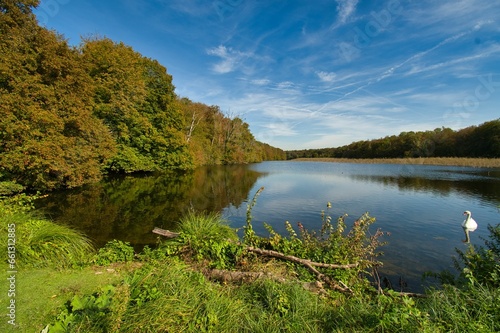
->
[[36, 165, 265, 248]]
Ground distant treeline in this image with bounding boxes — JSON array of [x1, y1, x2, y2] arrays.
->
[[287, 119, 500, 160], [0, 1, 285, 191]]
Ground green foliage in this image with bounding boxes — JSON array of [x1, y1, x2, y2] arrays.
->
[[243, 186, 264, 246], [453, 223, 500, 288], [113, 260, 251, 332], [0, 195, 95, 268], [0, 2, 116, 190], [245, 191, 387, 292], [45, 285, 117, 333], [94, 240, 135, 265], [422, 284, 500, 332], [0, 180, 24, 195], [0, 192, 39, 212], [163, 211, 242, 269], [81, 37, 194, 173], [288, 118, 500, 159], [375, 291, 433, 332], [176, 98, 286, 167]]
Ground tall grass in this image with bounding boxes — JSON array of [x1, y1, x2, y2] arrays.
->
[[422, 284, 500, 332], [45, 258, 341, 333], [160, 211, 241, 269], [0, 196, 95, 268], [177, 210, 238, 241], [103, 260, 252, 332]]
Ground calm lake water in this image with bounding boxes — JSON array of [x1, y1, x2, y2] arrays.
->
[[36, 161, 500, 292]]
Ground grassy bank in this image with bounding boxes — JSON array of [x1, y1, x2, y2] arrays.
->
[[292, 157, 500, 168], [1, 194, 499, 332]]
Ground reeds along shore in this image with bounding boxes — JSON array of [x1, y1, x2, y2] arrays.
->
[[291, 157, 500, 168]]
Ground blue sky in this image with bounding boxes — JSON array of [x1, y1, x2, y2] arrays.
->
[[34, 0, 500, 150]]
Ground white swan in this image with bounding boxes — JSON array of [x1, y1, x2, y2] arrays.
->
[[461, 210, 478, 243]]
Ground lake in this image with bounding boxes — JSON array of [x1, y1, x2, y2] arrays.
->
[[36, 161, 500, 292]]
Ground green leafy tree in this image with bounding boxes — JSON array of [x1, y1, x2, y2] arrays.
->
[[81, 37, 192, 172]]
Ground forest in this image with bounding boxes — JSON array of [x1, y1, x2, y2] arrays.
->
[[0, 0, 286, 191], [287, 119, 500, 160]]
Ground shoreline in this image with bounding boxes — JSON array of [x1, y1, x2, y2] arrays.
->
[[290, 157, 500, 168]]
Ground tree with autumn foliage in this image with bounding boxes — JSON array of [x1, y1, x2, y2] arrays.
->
[[0, 0, 115, 190]]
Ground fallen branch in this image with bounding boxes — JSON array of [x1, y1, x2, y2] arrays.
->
[[245, 246, 356, 293], [245, 246, 358, 269], [152, 227, 180, 238]]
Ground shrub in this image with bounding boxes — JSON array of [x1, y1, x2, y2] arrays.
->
[[94, 240, 135, 265], [453, 223, 500, 288], [161, 211, 242, 269]]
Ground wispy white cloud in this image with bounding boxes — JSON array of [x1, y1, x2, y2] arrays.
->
[[260, 122, 298, 136], [316, 71, 337, 82], [206, 45, 252, 74], [335, 0, 359, 25], [401, 0, 498, 36], [251, 78, 271, 86], [405, 43, 500, 76]]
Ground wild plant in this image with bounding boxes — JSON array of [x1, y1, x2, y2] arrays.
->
[[454, 223, 500, 288], [243, 188, 388, 292], [94, 240, 135, 265], [161, 210, 242, 269]]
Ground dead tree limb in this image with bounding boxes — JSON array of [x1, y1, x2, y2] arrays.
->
[[152, 227, 180, 238], [245, 246, 354, 293], [245, 246, 358, 269]]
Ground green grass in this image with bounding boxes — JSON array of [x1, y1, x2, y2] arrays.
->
[[421, 284, 500, 332], [119, 260, 252, 332], [0, 265, 126, 332], [6, 261, 500, 332]]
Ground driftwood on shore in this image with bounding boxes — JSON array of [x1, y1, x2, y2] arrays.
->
[[152, 227, 180, 238]]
